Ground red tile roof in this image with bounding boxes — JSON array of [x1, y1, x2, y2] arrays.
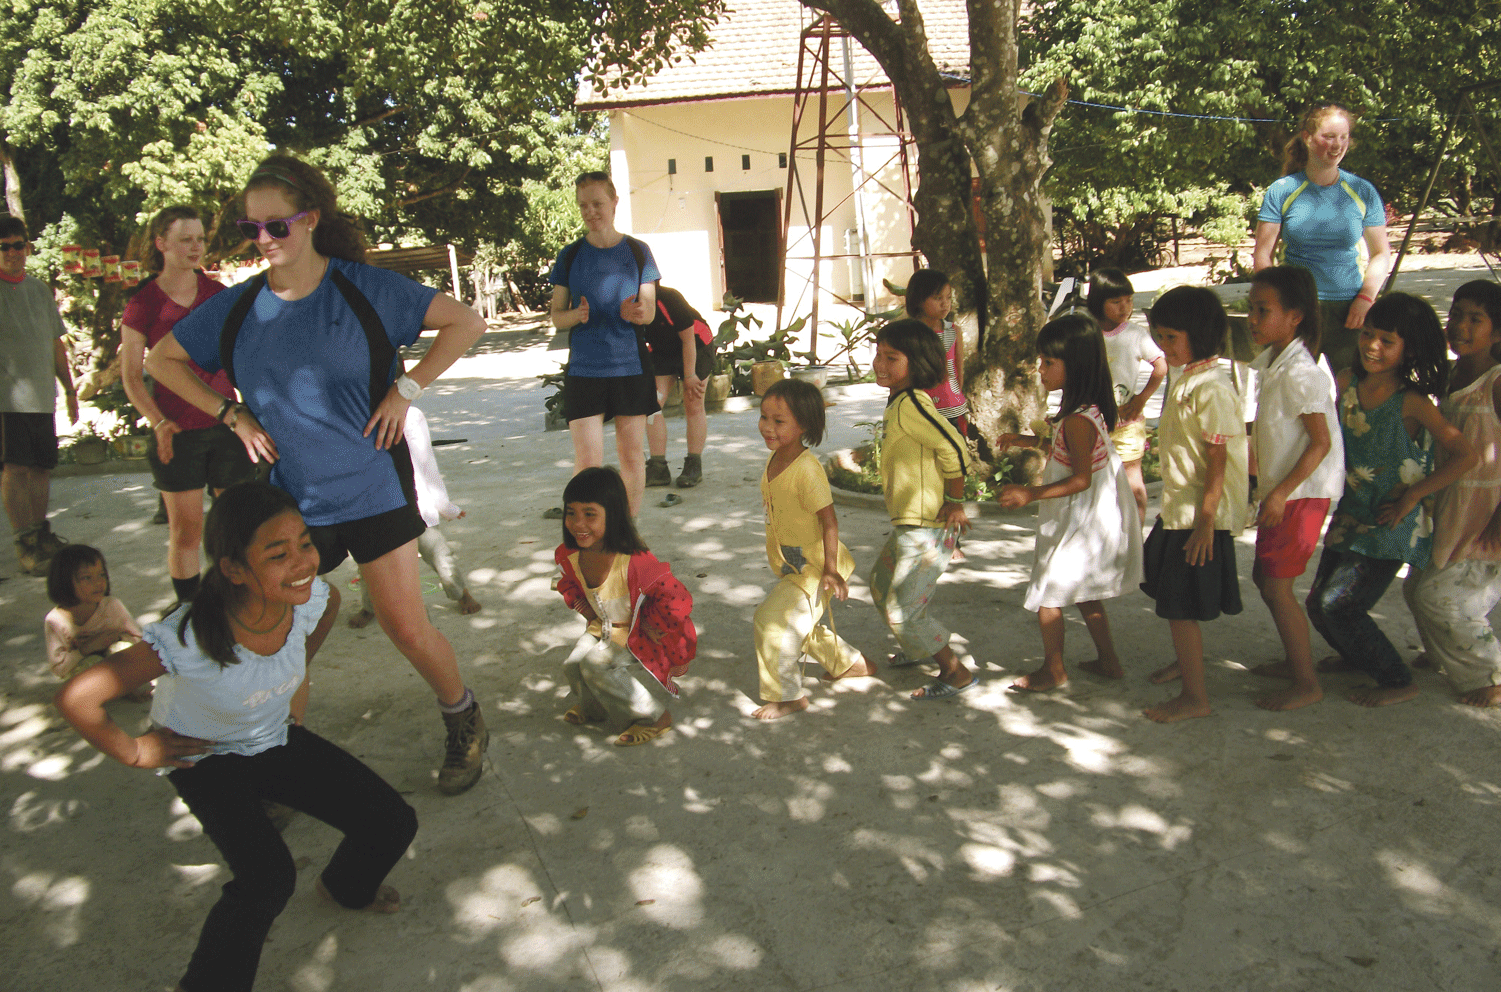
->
[[578, 0, 971, 110]]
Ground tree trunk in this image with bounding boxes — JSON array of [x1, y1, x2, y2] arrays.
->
[[804, 0, 1066, 477], [0, 140, 23, 222]]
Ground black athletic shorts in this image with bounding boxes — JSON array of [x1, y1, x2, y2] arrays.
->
[[150, 424, 256, 493], [0, 412, 58, 470], [562, 372, 661, 423], [309, 440, 426, 573], [644, 328, 715, 380]]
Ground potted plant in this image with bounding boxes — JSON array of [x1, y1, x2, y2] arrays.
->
[[69, 425, 110, 465]]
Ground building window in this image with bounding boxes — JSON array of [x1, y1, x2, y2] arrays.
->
[[741, 154, 751, 170], [668, 159, 676, 175], [778, 153, 787, 168], [705, 156, 714, 172]]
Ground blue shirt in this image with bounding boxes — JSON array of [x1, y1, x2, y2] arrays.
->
[[172, 259, 437, 526], [1258, 170, 1384, 301], [146, 578, 330, 761], [548, 237, 660, 377]]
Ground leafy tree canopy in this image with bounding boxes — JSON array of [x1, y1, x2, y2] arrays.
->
[[1021, 0, 1501, 266]]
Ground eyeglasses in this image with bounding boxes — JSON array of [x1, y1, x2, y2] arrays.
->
[[0, 239, 27, 252], [235, 211, 310, 241]]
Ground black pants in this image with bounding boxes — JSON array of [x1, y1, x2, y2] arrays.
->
[[167, 725, 417, 992]]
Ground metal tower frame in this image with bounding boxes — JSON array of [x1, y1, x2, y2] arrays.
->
[[777, 12, 921, 360]]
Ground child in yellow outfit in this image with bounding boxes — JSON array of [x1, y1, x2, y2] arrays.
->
[[753, 379, 875, 719]]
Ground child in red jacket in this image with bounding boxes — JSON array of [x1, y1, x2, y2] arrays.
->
[[555, 467, 696, 745]]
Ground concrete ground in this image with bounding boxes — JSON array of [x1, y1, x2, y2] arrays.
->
[[3, 260, 1500, 992]]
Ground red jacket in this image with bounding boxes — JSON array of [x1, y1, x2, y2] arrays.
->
[[555, 546, 697, 695]]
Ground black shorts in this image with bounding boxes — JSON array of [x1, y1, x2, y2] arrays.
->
[[0, 412, 58, 470], [309, 441, 426, 573], [644, 329, 715, 380], [563, 373, 661, 423], [150, 424, 257, 493]]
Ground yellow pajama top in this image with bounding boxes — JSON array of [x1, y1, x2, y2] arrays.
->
[[762, 448, 855, 596]]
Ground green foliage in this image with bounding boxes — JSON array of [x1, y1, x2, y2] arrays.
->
[[1, 0, 722, 355], [1020, 0, 1501, 267]]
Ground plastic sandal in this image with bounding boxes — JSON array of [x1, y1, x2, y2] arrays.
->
[[563, 704, 605, 725], [614, 722, 672, 746], [542, 507, 564, 519], [658, 492, 683, 507], [888, 651, 930, 668], [911, 675, 979, 700]]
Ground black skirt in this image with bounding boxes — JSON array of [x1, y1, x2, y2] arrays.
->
[[1140, 518, 1243, 621]]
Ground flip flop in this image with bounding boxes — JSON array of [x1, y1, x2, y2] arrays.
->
[[658, 492, 683, 507], [562, 704, 605, 725], [542, 507, 564, 519], [615, 722, 672, 746], [888, 651, 930, 668], [911, 675, 979, 700]]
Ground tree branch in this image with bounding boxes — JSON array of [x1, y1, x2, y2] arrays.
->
[[352, 105, 408, 128], [395, 167, 474, 207]]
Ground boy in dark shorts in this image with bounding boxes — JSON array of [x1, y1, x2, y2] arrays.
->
[[643, 286, 714, 488]]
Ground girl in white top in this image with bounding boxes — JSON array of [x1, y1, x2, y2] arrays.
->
[[44, 544, 143, 680], [1244, 266, 1345, 712], [997, 314, 1143, 691], [54, 482, 416, 992], [1088, 269, 1167, 522]]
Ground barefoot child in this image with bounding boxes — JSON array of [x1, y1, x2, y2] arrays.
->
[[555, 467, 695, 744], [997, 314, 1143, 691], [1088, 269, 1167, 522], [349, 405, 480, 627], [870, 319, 975, 699], [1308, 293, 1476, 707], [1140, 287, 1249, 723], [44, 544, 143, 681], [1243, 266, 1345, 711], [53, 482, 417, 992], [752, 379, 874, 719], [1402, 281, 1501, 707]]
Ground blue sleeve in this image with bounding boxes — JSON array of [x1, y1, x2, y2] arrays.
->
[[547, 243, 572, 287], [640, 241, 661, 284], [171, 284, 248, 374], [346, 261, 437, 350], [291, 578, 331, 639], [141, 616, 189, 676], [1356, 177, 1385, 227], [1257, 177, 1291, 225]]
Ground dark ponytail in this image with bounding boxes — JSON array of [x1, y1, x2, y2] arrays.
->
[[178, 482, 301, 667]]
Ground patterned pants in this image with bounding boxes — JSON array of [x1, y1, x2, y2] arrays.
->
[[1403, 561, 1501, 692], [754, 577, 857, 701], [563, 633, 664, 726], [869, 525, 955, 660]]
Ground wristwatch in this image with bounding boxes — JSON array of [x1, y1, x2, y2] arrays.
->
[[395, 374, 423, 401]]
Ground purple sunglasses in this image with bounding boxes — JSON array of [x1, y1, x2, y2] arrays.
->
[[236, 211, 311, 241]]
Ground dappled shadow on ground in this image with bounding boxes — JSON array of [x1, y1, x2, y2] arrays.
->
[[7, 495, 1501, 991]]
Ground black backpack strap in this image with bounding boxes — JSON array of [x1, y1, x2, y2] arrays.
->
[[330, 269, 395, 418], [218, 272, 268, 391], [557, 238, 584, 285]]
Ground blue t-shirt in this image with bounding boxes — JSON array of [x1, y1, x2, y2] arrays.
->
[[172, 259, 438, 526], [548, 237, 660, 377], [1257, 170, 1384, 301], [146, 578, 330, 761]]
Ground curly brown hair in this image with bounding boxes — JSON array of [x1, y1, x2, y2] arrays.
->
[[243, 154, 367, 263]]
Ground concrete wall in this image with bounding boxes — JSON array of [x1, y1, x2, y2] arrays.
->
[[607, 86, 972, 337]]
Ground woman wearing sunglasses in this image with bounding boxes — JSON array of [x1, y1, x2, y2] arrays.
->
[[548, 171, 659, 518], [120, 205, 257, 609], [146, 154, 491, 795]]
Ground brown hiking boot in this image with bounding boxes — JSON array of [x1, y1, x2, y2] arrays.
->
[[36, 521, 66, 557], [437, 699, 489, 794], [645, 455, 672, 487]]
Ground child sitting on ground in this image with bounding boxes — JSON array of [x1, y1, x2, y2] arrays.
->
[[45, 545, 145, 693]]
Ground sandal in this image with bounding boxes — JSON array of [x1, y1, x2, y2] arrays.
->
[[910, 675, 979, 700], [563, 704, 605, 725], [658, 492, 683, 507], [614, 722, 672, 746], [888, 651, 930, 668], [542, 507, 564, 520]]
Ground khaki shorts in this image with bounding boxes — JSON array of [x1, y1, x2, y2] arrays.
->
[[1111, 419, 1148, 462]]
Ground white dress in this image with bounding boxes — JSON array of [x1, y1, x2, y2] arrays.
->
[[1024, 406, 1144, 610]]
